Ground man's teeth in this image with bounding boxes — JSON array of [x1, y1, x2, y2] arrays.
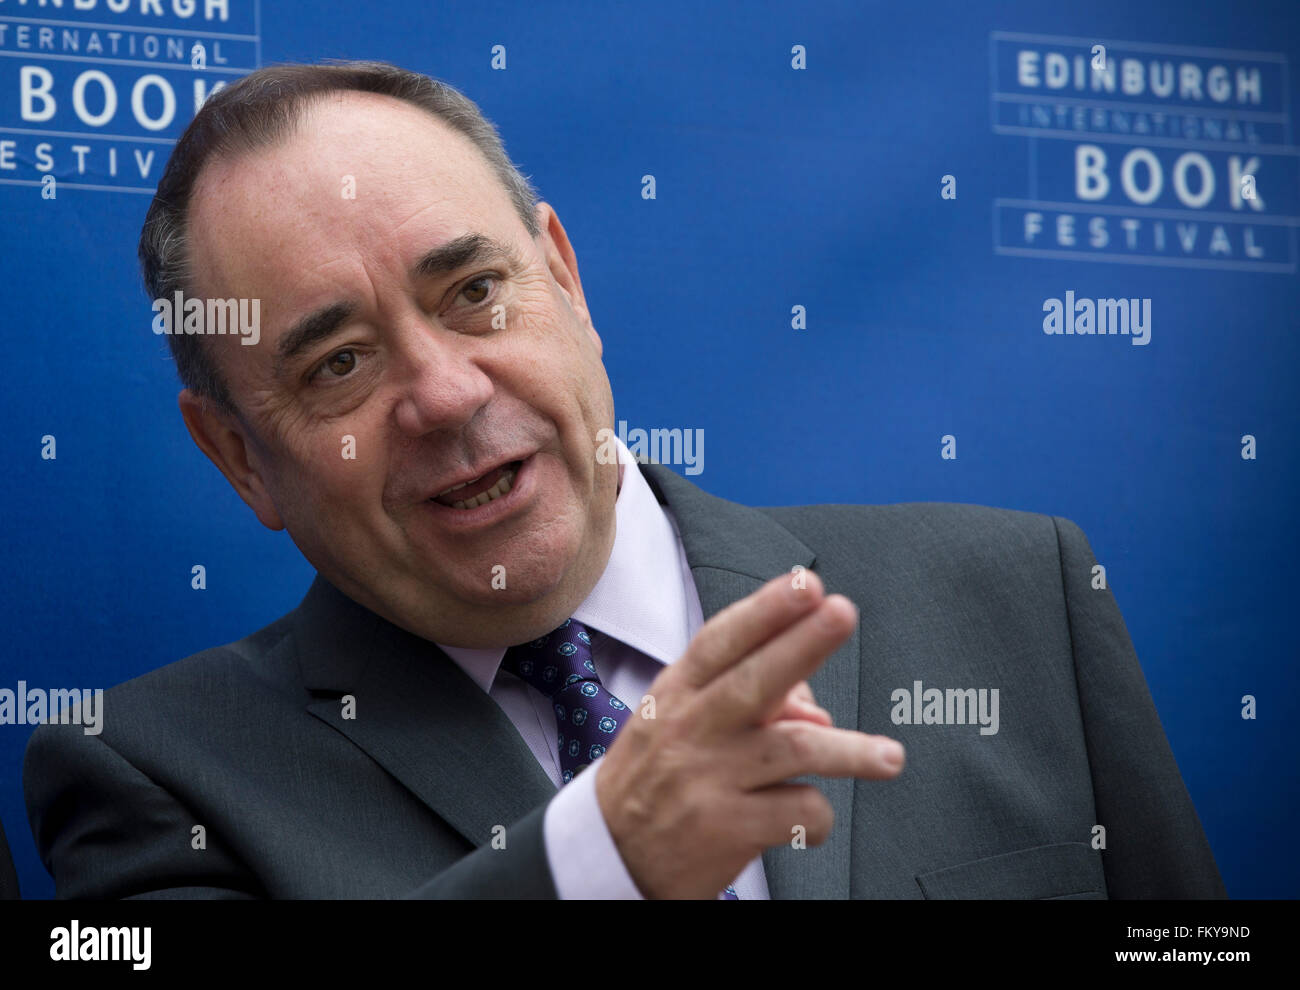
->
[[446, 467, 515, 510]]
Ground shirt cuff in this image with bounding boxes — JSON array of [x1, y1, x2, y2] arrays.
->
[[542, 758, 645, 899]]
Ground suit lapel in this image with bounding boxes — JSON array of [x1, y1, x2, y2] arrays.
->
[[295, 578, 555, 849], [641, 464, 860, 899]]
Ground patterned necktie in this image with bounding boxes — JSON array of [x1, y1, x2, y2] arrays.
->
[[500, 617, 739, 899], [501, 617, 631, 784]]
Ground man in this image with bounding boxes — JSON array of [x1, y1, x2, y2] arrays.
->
[[24, 61, 1224, 899]]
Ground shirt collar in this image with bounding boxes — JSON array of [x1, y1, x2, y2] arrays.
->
[[437, 435, 692, 693]]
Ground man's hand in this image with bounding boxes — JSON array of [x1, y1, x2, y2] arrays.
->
[[769, 679, 833, 727], [595, 570, 904, 898]]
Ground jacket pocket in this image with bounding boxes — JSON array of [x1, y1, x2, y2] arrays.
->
[[915, 842, 1106, 899]]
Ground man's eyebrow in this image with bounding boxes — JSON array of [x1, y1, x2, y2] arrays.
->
[[411, 233, 522, 280], [276, 301, 358, 371]]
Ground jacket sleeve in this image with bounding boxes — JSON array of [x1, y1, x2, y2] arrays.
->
[[401, 803, 555, 899], [1053, 515, 1226, 898], [0, 812, 20, 899], [24, 721, 262, 899], [24, 721, 558, 900]]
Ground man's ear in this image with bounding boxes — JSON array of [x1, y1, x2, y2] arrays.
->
[[535, 201, 600, 353], [178, 388, 285, 531]]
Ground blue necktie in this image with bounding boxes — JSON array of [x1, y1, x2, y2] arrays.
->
[[501, 618, 739, 899]]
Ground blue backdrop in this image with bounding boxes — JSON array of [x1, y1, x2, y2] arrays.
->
[[1, 0, 1296, 899]]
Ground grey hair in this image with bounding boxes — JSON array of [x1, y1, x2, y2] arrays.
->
[[139, 60, 541, 413]]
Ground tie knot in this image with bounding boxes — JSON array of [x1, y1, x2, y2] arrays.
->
[[502, 617, 635, 784], [501, 618, 598, 699]]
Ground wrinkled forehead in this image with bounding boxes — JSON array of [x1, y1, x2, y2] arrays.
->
[[185, 91, 522, 302]]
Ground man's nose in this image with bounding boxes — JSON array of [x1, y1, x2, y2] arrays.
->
[[390, 314, 495, 437]]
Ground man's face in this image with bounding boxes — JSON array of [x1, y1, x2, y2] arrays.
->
[[183, 92, 618, 648]]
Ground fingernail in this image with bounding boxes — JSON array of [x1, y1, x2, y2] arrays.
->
[[878, 740, 904, 768]]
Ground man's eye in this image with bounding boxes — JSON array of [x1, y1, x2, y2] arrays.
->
[[314, 349, 358, 380], [459, 274, 496, 305]]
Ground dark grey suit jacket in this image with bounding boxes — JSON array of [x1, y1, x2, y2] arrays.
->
[[24, 464, 1225, 898], [0, 816, 19, 899]]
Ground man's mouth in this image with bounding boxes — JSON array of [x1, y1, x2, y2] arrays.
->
[[430, 460, 523, 509]]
